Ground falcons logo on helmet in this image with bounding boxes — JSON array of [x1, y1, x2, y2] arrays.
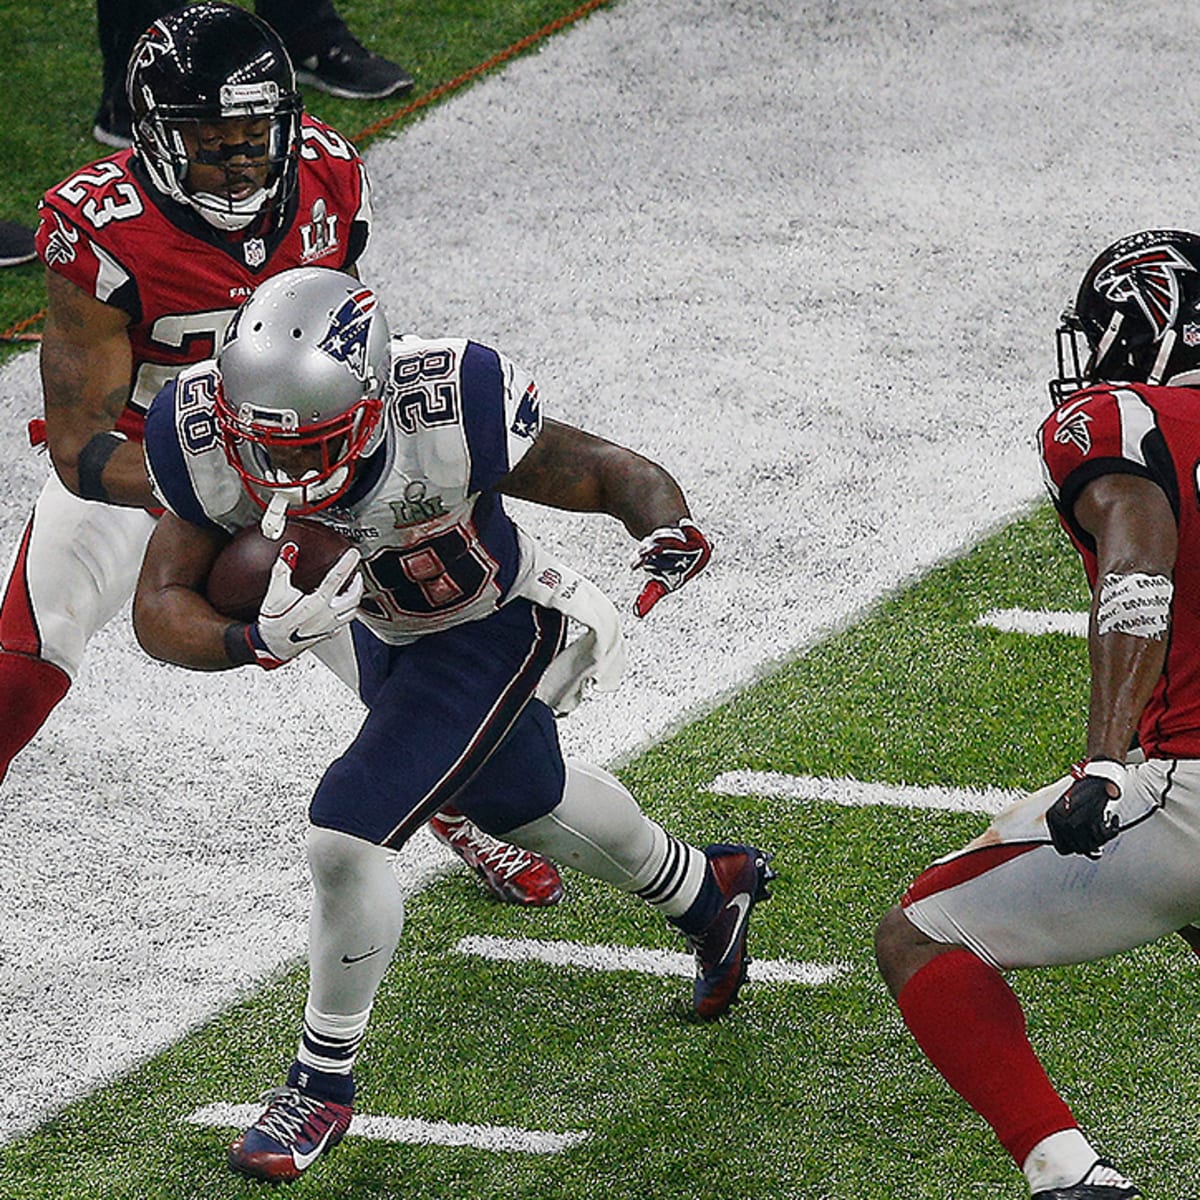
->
[[1093, 243, 1196, 341]]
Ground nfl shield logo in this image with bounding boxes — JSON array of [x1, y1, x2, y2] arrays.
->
[[243, 238, 266, 268], [1184, 323, 1200, 347]]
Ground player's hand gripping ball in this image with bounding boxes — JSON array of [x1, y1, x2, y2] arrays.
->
[[206, 517, 355, 622]]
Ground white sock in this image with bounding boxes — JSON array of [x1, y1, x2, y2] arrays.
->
[[1022, 1129, 1100, 1192]]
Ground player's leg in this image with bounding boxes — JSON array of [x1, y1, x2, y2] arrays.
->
[[0, 474, 156, 782], [227, 825, 400, 1183], [309, 624, 565, 907], [228, 601, 567, 1181], [455, 727, 774, 1021], [874, 762, 1200, 1197]]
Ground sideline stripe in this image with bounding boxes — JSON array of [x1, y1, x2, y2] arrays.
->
[[709, 771, 1020, 815], [185, 1103, 589, 1154], [352, 0, 615, 146], [976, 607, 1087, 637], [455, 934, 847, 986]]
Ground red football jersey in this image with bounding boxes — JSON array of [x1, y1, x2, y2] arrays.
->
[[34, 115, 370, 433], [1038, 382, 1200, 756]]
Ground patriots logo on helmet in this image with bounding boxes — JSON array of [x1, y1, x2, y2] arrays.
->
[[317, 289, 378, 381], [510, 383, 541, 439], [1093, 243, 1196, 341]]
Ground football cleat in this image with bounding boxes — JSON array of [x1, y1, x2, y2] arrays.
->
[[1031, 1158, 1142, 1199], [428, 812, 565, 906], [687, 843, 775, 1021], [227, 1086, 353, 1183]]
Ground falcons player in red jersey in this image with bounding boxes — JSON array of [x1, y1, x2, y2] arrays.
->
[[873, 229, 1200, 1200], [12, 0, 561, 906]]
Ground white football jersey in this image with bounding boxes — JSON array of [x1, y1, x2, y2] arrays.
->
[[145, 334, 544, 644]]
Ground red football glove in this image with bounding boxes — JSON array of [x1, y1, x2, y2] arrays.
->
[[631, 518, 712, 618]]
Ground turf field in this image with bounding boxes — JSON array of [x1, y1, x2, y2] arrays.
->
[[3, 507, 1197, 1199], [4, 2, 1199, 1197]]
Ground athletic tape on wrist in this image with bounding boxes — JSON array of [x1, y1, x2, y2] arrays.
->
[[76, 431, 127, 503], [1096, 571, 1172, 639]]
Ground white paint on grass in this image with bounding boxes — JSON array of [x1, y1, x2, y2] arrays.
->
[[455, 934, 848, 986], [185, 1103, 589, 1154], [977, 608, 1088, 638], [710, 771, 1020, 816]]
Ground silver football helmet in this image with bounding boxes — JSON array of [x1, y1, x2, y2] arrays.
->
[[215, 268, 390, 513]]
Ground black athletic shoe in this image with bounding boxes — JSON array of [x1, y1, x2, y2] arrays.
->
[[0, 221, 36, 268], [1031, 1158, 1141, 1200], [92, 94, 132, 149], [295, 32, 414, 100]]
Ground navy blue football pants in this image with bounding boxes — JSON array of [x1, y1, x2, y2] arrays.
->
[[309, 599, 567, 848]]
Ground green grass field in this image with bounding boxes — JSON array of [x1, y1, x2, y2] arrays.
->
[[3, 506, 1196, 1199], [4, 2, 1197, 1197]]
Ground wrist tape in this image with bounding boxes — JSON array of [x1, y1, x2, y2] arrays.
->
[[1096, 571, 1172, 639]]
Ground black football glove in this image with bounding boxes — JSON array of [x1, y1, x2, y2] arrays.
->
[[631, 518, 712, 618], [1044, 758, 1124, 857]]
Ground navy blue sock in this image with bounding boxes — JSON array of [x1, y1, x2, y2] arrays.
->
[[287, 1060, 355, 1105]]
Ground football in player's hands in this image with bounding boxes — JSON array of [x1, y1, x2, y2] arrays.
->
[[206, 517, 355, 622]]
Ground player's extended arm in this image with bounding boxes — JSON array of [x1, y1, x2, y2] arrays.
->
[[1044, 472, 1176, 856], [134, 512, 238, 670], [497, 419, 712, 616], [497, 419, 689, 535], [39, 270, 157, 509]]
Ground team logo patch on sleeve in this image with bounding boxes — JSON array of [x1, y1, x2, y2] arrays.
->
[[1052, 396, 1093, 455], [511, 383, 541, 439]]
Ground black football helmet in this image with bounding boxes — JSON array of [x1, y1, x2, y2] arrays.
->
[[126, 2, 303, 232], [1050, 229, 1200, 404]]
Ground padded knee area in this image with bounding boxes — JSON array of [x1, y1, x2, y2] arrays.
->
[[503, 759, 664, 890]]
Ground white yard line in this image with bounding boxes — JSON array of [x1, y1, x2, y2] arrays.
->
[[185, 1103, 589, 1154], [710, 771, 1020, 816], [976, 608, 1087, 637], [455, 934, 848, 986]]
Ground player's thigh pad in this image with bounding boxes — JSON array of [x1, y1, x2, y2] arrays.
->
[[902, 758, 1200, 969], [0, 473, 156, 675], [309, 599, 565, 847]]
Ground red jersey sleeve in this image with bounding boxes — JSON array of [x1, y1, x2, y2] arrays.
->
[[35, 152, 143, 319], [1037, 384, 1173, 547]]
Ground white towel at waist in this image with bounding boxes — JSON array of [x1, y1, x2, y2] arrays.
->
[[511, 529, 627, 716]]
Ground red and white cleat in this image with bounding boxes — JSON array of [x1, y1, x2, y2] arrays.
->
[[429, 811, 565, 906]]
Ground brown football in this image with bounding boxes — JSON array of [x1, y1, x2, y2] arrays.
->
[[205, 517, 354, 623]]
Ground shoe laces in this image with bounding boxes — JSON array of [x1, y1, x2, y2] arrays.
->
[[441, 816, 540, 881], [252, 1087, 331, 1146]]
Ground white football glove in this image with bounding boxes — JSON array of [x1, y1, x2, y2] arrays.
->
[[247, 543, 362, 669]]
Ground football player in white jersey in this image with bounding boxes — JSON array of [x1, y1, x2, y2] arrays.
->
[[19, 1, 559, 907], [134, 267, 772, 1183]]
